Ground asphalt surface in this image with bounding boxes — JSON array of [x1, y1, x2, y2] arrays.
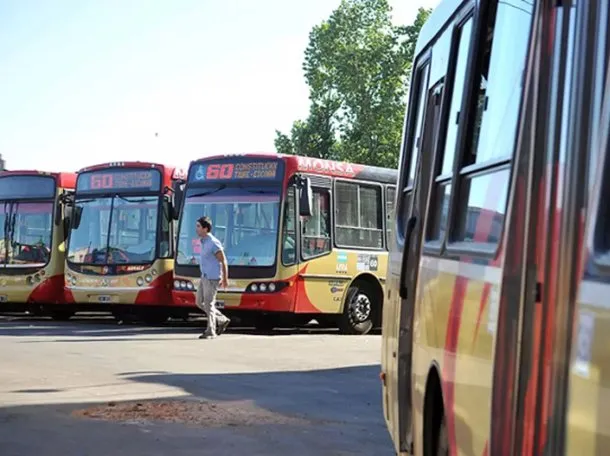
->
[[0, 315, 394, 455]]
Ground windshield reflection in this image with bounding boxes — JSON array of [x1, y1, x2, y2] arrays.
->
[[0, 202, 54, 267], [177, 186, 281, 267], [68, 196, 160, 265]]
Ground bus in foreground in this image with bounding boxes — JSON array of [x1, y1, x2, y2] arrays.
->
[[63, 162, 186, 322], [172, 153, 397, 334], [381, 0, 610, 455], [0, 170, 75, 319]]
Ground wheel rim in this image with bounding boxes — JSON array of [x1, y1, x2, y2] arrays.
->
[[349, 293, 371, 323]]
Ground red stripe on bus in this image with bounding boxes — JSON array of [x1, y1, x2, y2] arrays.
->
[[443, 275, 469, 456]]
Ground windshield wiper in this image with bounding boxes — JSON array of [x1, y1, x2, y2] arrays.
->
[[115, 195, 153, 204], [237, 183, 276, 194], [187, 184, 227, 199]]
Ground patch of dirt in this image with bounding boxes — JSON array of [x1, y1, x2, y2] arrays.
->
[[71, 399, 312, 428]]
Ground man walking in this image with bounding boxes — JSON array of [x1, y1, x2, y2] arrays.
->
[[195, 216, 230, 339]]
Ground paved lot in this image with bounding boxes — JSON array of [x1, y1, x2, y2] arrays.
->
[[0, 315, 394, 455]]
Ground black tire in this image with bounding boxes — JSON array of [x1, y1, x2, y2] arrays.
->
[[254, 315, 280, 332], [338, 282, 377, 335], [436, 414, 449, 456], [49, 310, 74, 321], [141, 313, 169, 325]]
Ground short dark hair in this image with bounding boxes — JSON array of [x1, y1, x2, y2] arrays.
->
[[197, 216, 212, 232]]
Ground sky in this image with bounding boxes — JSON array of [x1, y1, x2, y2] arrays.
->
[[0, 0, 441, 173]]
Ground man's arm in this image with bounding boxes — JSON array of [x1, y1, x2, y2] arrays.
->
[[215, 250, 229, 287]]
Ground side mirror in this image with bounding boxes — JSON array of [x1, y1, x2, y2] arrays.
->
[[63, 205, 73, 242], [73, 206, 83, 230], [172, 180, 185, 220], [55, 201, 62, 226], [299, 178, 313, 217]]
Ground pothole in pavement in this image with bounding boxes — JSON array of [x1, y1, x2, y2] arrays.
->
[[71, 398, 315, 428]]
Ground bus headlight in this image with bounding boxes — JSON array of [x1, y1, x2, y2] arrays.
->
[[186, 282, 194, 291], [26, 276, 33, 286], [174, 280, 181, 289], [145, 274, 153, 283], [151, 269, 158, 276], [268, 283, 276, 292], [71, 276, 77, 286], [137, 277, 144, 287], [250, 284, 258, 292], [259, 283, 267, 292], [180, 280, 188, 290]]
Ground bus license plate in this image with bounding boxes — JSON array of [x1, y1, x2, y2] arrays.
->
[[215, 300, 225, 309], [0, 295, 7, 303], [95, 295, 114, 303]]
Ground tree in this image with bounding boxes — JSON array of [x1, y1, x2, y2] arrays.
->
[[275, 2, 431, 168]]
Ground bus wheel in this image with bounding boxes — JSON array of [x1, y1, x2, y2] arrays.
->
[[50, 310, 74, 321], [141, 313, 169, 325], [339, 283, 375, 335], [254, 315, 280, 332]]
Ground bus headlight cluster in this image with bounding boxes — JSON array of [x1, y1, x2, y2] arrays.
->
[[174, 280, 195, 291], [65, 274, 77, 286], [135, 274, 154, 287], [27, 275, 43, 286], [247, 281, 288, 293]]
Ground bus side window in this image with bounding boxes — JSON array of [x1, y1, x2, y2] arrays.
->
[[282, 187, 297, 266], [302, 188, 331, 260], [335, 181, 384, 249], [453, 2, 533, 246], [427, 19, 473, 243], [397, 61, 430, 241]]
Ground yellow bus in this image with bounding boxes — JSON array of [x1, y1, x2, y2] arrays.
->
[[0, 170, 75, 319], [61, 161, 186, 323], [172, 153, 397, 334], [381, 0, 610, 454]]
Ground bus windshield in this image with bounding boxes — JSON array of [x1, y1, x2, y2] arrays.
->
[[68, 195, 161, 265], [0, 202, 54, 267], [177, 185, 281, 267]]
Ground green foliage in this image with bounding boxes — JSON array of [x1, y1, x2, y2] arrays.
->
[[275, 1, 431, 168]]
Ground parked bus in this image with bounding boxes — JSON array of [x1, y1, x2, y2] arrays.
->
[[62, 162, 186, 322], [380, 0, 610, 455], [0, 170, 75, 318], [172, 153, 397, 334]]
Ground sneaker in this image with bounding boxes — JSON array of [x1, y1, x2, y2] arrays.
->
[[218, 318, 231, 335], [199, 333, 217, 339]]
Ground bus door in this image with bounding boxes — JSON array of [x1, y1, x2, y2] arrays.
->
[[396, 59, 445, 451], [295, 175, 333, 314]]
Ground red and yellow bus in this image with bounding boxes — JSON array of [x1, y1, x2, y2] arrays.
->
[[172, 153, 397, 334], [381, 0, 610, 455], [0, 170, 75, 319], [62, 161, 186, 322]]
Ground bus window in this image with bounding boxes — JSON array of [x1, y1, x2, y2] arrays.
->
[[282, 187, 297, 266], [398, 62, 430, 239], [335, 181, 383, 249], [302, 188, 331, 260], [427, 19, 472, 242], [454, 1, 533, 246], [468, 4, 532, 165]]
